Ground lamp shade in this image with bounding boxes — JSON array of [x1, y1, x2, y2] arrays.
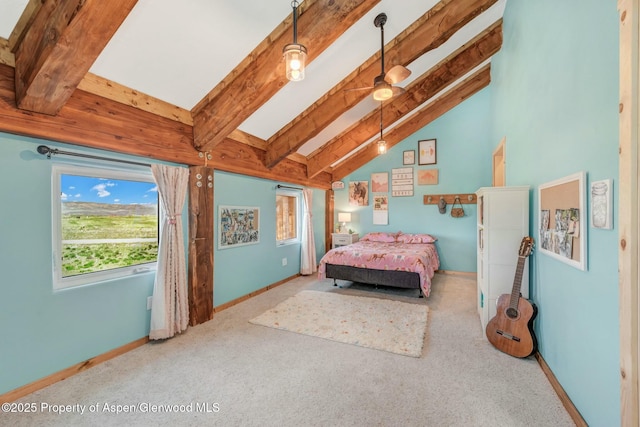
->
[[283, 0, 306, 82], [283, 44, 307, 81], [338, 212, 352, 223], [372, 82, 393, 101]]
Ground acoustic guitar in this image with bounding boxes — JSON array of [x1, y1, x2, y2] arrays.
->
[[485, 236, 538, 358]]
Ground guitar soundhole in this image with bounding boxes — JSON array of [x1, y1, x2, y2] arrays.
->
[[506, 307, 518, 319]]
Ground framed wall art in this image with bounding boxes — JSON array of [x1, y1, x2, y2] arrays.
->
[[417, 169, 439, 185], [391, 167, 413, 197], [371, 172, 389, 193], [218, 205, 260, 249], [590, 179, 612, 229], [349, 181, 369, 206], [418, 139, 437, 165], [403, 150, 415, 165], [538, 171, 587, 271]]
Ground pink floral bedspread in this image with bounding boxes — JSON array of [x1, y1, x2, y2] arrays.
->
[[317, 241, 440, 297]]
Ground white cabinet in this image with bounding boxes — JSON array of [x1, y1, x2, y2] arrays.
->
[[476, 186, 530, 335], [331, 233, 359, 249]]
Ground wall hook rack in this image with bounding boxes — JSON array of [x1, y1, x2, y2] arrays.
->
[[424, 193, 477, 205]]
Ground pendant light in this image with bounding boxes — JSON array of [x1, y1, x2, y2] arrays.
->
[[376, 103, 387, 154], [283, 0, 307, 82]]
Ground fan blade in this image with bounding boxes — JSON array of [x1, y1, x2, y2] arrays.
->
[[385, 65, 411, 84], [344, 86, 374, 92], [390, 86, 405, 98]]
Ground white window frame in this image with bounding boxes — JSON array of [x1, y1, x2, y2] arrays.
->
[[276, 188, 301, 246], [51, 163, 158, 290]]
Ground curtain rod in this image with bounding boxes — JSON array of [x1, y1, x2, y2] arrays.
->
[[276, 184, 303, 191], [36, 145, 150, 167]]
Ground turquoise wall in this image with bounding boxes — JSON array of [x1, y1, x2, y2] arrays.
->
[[335, 87, 493, 272], [0, 134, 326, 395], [0, 133, 185, 394], [0, 3, 622, 423], [489, 1, 620, 425], [213, 171, 325, 306]]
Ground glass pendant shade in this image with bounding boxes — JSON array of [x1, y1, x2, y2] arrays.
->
[[377, 139, 387, 154], [283, 0, 306, 82], [283, 44, 307, 82]]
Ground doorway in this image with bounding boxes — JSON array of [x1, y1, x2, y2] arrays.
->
[[492, 137, 506, 187]]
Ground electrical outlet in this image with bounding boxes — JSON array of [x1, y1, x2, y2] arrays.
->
[[147, 296, 152, 310], [282, 257, 287, 266]]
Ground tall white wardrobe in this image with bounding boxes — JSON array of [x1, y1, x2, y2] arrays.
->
[[476, 186, 530, 335]]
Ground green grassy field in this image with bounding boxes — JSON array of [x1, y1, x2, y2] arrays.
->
[[62, 215, 158, 277], [62, 215, 158, 240]]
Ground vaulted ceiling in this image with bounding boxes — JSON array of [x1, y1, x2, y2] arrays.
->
[[0, 0, 505, 188]]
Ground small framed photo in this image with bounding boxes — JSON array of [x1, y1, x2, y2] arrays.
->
[[419, 139, 437, 165], [403, 150, 415, 165], [590, 179, 613, 229]]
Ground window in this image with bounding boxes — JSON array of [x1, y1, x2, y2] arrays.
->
[[276, 189, 300, 245], [52, 164, 158, 290]]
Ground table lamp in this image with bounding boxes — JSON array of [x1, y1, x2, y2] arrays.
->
[[338, 212, 351, 233]]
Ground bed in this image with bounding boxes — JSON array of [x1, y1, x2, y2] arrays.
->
[[318, 232, 440, 297]]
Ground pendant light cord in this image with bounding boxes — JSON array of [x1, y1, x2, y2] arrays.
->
[[292, 0, 299, 44], [380, 102, 384, 140]]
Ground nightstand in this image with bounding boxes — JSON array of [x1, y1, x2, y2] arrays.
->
[[331, 233, 359, 249]]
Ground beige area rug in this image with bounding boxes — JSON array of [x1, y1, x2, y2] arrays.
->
[[249, 290, 428, 357]]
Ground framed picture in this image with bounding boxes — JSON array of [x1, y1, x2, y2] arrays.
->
[[371, 172, 389, 192], [349, 181, 369, 206], [538, 172, 587, 271], [417, 169, 439, 185], [391, 167, 413, 197], [218, 206, 260, 249], [403, 150, 415, 165], [590, 179, 612, 229], [418, 139, 437, 165]]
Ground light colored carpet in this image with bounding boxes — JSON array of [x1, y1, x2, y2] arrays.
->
[[3, 274, 576, 426], [249, 290, 428, 357]]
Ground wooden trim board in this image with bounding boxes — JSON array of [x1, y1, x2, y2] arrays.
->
[[535, 352, 587, 426], [213, 274, 300, 313], [435, 269, 476, 278], [0, 274, 300, 403], [618, 0, 640, 424], [0, 337, 149, 403]]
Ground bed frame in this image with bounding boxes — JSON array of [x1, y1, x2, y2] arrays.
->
[[325, 264, 423, 297]]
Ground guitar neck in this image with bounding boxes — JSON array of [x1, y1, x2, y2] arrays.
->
[[509, 256, 527, 309]]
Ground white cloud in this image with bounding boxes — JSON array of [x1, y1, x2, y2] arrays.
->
[[74, 193, 81, 198], [61, 192, 68, 201], [91, 183, 111, 198], [147, 186, 158, 193]]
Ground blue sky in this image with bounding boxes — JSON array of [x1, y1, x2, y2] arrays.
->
[[61, 174, 158, 205]]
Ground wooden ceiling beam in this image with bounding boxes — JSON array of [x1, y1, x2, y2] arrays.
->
[[76, 72, 194, 126], [264, 0, 499, 169], [7, 0, 45, 52], [208, 138, 331, 189], [307, 20, 502, 178], [0, 38, 14, 67], [0, 63, 329, 189], [14, 0, 137, 115], [331, 64, 492, 180], [191, 0, 380, 152], [0, 63, 196, 165]]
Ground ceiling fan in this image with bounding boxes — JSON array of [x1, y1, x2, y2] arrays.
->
[[350, 13, 411, 101]]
